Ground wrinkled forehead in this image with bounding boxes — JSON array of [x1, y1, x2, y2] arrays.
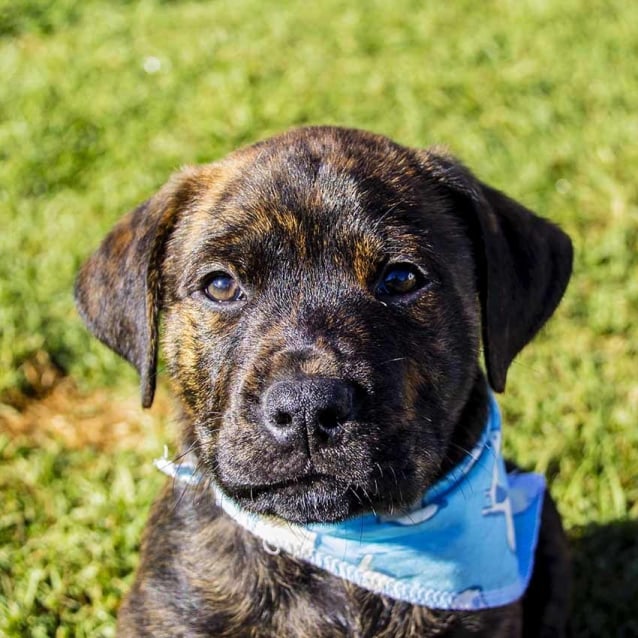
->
[[168, 131, 465, 282]]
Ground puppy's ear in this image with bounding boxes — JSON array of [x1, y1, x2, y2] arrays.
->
[[75, 168, 199, 407], [422, 151, 573, 392]]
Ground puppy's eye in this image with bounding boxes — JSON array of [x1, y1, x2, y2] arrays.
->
[[203, 272, 245, 303], [376, 263, 428, 298]]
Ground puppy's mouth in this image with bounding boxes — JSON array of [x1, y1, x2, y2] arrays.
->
[[218, 471, 373, 524], [228, 471, 333, 495], [213, 376, 434, 523]]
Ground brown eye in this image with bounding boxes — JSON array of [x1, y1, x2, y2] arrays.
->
[[203, 272, 244, 303], [376, 263, 428, 297]]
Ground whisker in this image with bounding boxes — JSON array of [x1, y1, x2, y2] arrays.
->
[[445, 441, 475, 458], [389, 466, 399, 488], [172, 440, 204, 463], [369, 200, 404, 232], [359, 486, 377, 517], [378, 357, 408, 366]]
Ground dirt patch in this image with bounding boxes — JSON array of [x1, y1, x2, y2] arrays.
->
[[0, 377, 175, 451]]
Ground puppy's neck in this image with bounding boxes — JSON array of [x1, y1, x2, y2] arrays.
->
[[438, 370, 490, 478]]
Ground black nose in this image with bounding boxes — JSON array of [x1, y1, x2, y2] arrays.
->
[[263, 377, 355, 445]]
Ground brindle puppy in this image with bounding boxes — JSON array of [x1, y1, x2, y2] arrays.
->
[[75, 127, 572, 637]]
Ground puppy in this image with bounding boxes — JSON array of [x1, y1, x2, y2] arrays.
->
[[75, 127, 572, 637]]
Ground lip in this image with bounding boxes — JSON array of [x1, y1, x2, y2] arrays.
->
[[223, 472, 362, 524], [225, 472, 335, 498]]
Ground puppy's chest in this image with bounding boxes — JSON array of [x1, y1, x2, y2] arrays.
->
[[174, 509, 498, 638]]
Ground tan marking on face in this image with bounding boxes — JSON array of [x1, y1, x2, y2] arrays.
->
[[352, 235, 382, 286], [170, 145, 271, 233], [162, 302, 235, 418], [299, 356, 339, 377], [233, 314, 306, 404], [273, 209, 304, 248], [401, 358, 423, 424], [298, 339, 341, 376], [180, 165, 258, 236], [270, 208, 297, 233]]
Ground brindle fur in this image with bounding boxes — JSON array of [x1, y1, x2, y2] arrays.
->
[[75, 127, 572, 637]]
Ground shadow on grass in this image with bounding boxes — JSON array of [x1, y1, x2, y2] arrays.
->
[[568, 518, 638, 637]]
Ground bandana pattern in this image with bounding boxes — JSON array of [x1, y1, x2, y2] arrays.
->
[[155, 394, 544, 611]]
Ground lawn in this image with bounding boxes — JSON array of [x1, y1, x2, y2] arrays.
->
[[1, 0, 637, 635]]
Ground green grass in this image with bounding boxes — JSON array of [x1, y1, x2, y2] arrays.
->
[[1, 0, 637, 635], [0, 435, 162, 637]]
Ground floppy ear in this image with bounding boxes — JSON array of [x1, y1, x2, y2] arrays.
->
[[75, 168, 199, 407], [422, 151, 573, 392]]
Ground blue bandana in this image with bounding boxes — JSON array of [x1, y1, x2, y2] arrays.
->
[[155, 394, 545, 611]]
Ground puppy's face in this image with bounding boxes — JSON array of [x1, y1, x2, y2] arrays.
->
[[76, 127, 572, 525], [161, 132, 480, 523]]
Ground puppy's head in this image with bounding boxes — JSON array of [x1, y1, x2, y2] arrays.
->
[[76, 127, 572, 523]]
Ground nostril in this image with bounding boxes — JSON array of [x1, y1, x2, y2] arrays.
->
[[317, 407, 341, 431], [274, 410, 293, 427]]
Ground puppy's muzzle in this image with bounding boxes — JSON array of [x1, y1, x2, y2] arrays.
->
[[262, 377, 356, 448]]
